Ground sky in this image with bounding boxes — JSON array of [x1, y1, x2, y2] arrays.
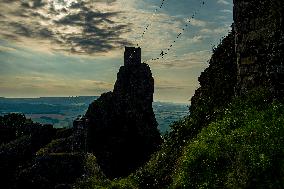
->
[[0, 0, 233, 103]]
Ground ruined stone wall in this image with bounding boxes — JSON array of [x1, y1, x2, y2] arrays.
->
[[233, 0, 284, 96], [124, 47, 141, 66]]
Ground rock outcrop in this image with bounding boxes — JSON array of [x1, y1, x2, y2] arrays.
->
[[190, 0, 284, 127], [234, 0, 284, 96], [85, 47, 162, 178], [190, 31, 237, 127]]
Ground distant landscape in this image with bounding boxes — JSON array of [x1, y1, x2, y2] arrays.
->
[[1, 0, 283, 188], [0, 96, 188, 134]]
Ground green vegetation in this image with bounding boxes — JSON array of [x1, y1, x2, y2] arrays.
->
[[76, 89, 284, 188], [2, 30, 283, 188], [74, 28, 283, 188], [16, 153, 103, 189], [190, 31, 237, 129], [172, 89, 284, 188], [36, 137, 73, 156], [0, 114, 57, 188]]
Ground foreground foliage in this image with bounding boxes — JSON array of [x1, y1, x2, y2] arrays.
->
[[76, 89, 284, 188], [172, 90, 284, 188]]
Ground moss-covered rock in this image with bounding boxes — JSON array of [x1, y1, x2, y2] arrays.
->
[[86, 63, 162, 178], [16, 153, 103, 189]]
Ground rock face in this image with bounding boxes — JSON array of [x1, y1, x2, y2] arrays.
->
[[190, 0, 284, 126], [85, 47, 162, 178], [190, 31, 237, 127], [234, 0, 284, 96]]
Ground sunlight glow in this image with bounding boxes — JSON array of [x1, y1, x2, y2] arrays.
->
[[49, 0, 78, 10]]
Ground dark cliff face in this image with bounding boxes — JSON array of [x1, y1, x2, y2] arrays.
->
[[85, 63, 162, 178], [190, 31, 237, 127], [190, 0, 284, 127], [114, 64, 154, 108], [234, 0, 284, 96]]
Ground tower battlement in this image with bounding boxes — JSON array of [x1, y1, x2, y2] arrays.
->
[[124, 46, 141, 66]]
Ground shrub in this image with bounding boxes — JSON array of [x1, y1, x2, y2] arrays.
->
[[172, 90, 284, 188]]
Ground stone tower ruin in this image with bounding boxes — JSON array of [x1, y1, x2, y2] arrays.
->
[[124, 47, 141, 66]]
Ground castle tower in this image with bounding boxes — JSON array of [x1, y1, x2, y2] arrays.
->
[[124, 47, 141, 66]]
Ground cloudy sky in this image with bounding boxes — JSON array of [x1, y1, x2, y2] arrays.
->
[[0, 0, 233, 103]]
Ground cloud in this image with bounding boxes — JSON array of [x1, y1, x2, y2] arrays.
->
[[188, 18, 208, 27], [0, 45, 17, 53], [155, 79, 195, 91], [0, 0, 234, 103], [149, 50, 211, 69], [0, 75, 114, 97], [0, 0, 132, 55], [21, 0, 46, 8], [187, 35, 209, 44], [200, 26, 231, 35], [154, 78, 200, 103], [220, 9, 233, 13], [217, 0, 230, 5]]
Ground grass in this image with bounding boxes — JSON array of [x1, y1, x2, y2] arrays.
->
[[76, 89, 284, 188]]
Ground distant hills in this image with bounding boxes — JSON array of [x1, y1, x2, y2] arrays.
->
[[0, 96, 188, 134]]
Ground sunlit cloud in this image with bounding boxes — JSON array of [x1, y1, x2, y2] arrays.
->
[[0, 74, 113, 97], [200, 26, 231, 35], [0, 46, 17, 53], [217, 0, 230, 5], [0, 0, 131, 55], [149, 50, 210, 69], [0, 0, 233, 103], [220, 9, 233, 13], [188, 18, 208, 27]]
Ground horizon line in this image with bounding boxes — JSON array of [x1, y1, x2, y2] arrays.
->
[[0, 96, 189, 104]]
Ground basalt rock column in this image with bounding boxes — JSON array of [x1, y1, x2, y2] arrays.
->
[[85, 47, 162, 178]]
